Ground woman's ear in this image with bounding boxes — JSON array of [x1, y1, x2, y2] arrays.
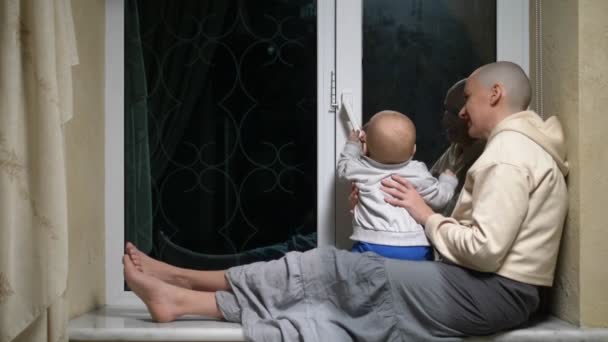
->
[[490, 83, 503, 106]]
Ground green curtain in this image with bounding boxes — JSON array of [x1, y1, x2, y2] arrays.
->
[[125, 0, 229, 254], [125, 0, 153, 253]]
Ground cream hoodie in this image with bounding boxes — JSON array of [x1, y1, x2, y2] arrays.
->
[[425, 111, 568, 286]]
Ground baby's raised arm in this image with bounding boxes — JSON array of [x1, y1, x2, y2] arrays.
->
[[337, 130, 366, 181]]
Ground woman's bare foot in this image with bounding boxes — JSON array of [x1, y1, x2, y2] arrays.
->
[[123, 255, 181, 322], [123, 255, 224, 322], [125, 242, 191, 289]]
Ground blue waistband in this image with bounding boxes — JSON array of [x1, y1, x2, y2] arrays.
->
[[351, 241, 433, 261]]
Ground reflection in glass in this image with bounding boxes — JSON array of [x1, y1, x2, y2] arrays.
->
[[363, 0, 496, 165]]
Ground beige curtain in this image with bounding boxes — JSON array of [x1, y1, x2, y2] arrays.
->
[[0, 0, 78, 341]]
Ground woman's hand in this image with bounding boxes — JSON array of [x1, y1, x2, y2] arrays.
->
[[348, 182, 359, 214], [381, 175, 435, 225]]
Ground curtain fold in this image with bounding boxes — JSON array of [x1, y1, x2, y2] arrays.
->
[[0, 0, 78, 341], [125, 0, 229, 255], [125, 0, 154, 254]]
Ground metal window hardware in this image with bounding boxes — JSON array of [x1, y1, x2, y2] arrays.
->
[[329, 71, 338, 112]]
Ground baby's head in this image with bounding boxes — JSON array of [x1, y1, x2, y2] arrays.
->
[[364, 110, 416, 164]]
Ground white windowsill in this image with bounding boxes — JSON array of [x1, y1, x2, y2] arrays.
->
[[69, 306, 608, 341], [69, 306, 245, 341]]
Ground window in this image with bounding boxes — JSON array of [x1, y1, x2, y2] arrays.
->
[[106, 0, 528, 305], [124, 0, 319, 273]]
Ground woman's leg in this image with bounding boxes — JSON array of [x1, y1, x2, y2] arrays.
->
[[123, 255, 223, 322], [385, 259, 539, 338], [126, 242, 229, 291]]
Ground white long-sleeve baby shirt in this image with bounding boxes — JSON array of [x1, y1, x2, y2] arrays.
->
[[338, 141, 457, 246]]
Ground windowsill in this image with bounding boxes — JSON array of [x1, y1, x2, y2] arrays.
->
[[69, 306, 608, 341], [68, 306, 245, 341]]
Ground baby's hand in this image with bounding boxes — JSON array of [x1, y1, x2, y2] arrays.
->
[[442, 169, 456, 178], [359, 130, 368, 155], [348, 129, 361, 142]]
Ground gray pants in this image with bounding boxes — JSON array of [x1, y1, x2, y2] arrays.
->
[[216, 247, 539, 342]]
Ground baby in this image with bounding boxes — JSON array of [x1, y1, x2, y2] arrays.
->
[[337, 110, 457, 261]]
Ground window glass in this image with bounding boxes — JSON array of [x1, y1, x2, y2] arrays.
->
[[124, 0, 317, 270], [363, 0, 496, 164]]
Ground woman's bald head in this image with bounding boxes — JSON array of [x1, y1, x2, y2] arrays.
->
[[472, 61, 531, 112]]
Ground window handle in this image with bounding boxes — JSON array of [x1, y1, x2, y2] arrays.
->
[[340, 90, 360, 132]]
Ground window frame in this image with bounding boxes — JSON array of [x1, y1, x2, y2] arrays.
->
[[105, 0, 337, 305], [105, 0, 529, 306]]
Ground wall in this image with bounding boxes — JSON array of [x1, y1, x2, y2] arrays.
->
[[531, 0, 608, 327], [578, 0, 608, 328], [65, 0, 106, 318], [530, 0, 581, 325]]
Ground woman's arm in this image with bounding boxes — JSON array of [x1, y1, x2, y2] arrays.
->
[[381, 165, 529, 273]]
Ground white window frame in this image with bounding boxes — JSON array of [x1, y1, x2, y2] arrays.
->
[[497, 0, 530, 76], [105, 0, 529, 305], [105, 0, 132, 305]]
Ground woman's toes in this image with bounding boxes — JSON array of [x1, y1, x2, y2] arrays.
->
[[127, 248, 135, 258]]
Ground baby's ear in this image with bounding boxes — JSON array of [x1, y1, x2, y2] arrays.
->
[[412, 144, 417, 156]]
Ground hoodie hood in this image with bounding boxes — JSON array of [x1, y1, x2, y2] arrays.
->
[[488, 110, 569, 176]]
